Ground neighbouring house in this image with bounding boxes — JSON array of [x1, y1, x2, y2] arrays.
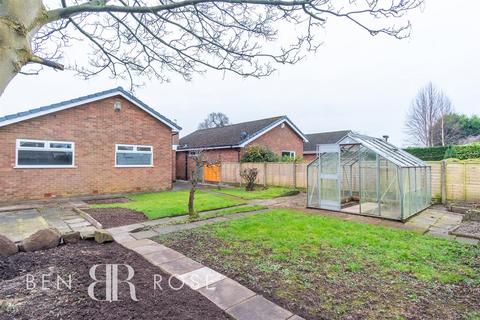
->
[[0, 87, 181, 203], [303, 130, 351, 162], [176, 116, 308, 181]]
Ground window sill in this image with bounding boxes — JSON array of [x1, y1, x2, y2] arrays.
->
[[14, 166, 77, 169], [115, 165, 154, 168]]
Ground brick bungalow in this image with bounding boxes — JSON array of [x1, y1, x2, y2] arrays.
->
[[176, 116, 308, 180], [303, 130, 351, 162], [0, 87, 181, 202]]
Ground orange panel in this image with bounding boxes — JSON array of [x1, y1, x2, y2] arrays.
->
[[204, 164, 221, 182]]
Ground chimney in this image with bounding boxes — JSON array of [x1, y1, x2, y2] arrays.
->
[[382, 135, 389, 142]]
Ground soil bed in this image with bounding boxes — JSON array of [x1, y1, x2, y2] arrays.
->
[[453, 221, 480, 239], [84, 208, 148, 228], [86, 197, 130, 204], [0, 241, 228, 320]]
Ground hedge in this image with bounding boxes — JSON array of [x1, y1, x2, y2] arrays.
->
[[403, 146, 450, 161], [404, 143, 480, 161]]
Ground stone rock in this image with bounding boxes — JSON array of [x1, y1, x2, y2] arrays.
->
[[22, 228, 61, 252], [62, 231, 81, 244], [94, 230, 113, 244], [0, 234, 18, 257]]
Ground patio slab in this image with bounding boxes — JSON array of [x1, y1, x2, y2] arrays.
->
[[226, 295, 293, 320], [198, 278, 256, 310], [143, 246, 185, 265], [159, 257, 204, 276], [177, 266, 226, 290], [132, 244, 164, 255], [131, 230, 158, 240]]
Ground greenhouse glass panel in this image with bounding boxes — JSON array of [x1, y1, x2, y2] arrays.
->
[[306, 132, 431, 221]]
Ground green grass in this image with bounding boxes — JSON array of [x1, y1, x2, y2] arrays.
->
[[157, 209, 480, 319], [165, 209, 480, 283], [90, 190, 245, 219], [216, 187, 299, 199], [174, 205, 268, 224]]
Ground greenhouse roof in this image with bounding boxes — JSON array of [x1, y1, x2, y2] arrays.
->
[[338, 132, 428, 168]]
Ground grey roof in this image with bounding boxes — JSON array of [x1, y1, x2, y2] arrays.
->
[[0, 87, 181, 131], [304, 130, 351, 152], [178, 116, 307, 150]]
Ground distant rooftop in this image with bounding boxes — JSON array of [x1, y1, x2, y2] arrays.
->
[[178, 116, 307, 150], [304, 130, 351, 152]]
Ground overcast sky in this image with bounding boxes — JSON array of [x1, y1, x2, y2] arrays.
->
[[0, 0, 478, 147]]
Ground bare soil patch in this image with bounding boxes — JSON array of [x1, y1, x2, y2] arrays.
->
[[84, 208, 148, 228], [0, 241, 228, 320], [453, 221, 480, 239], [86, 197, 130, 204]]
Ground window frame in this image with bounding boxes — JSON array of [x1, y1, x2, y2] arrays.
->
[[115, 144, 154, 168], [281, 150, 296, 158], [15, 139, 75, 169]]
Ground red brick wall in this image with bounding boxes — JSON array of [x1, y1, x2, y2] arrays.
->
[[176, 148, 240, 180], [0, 96, 174, 202], [303, 154, 317, 163], [246, 123, 304, 158]]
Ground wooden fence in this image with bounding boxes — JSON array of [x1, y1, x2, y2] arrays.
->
[[219, 161, 480, 202]]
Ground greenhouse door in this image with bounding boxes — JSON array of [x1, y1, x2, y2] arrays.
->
[[318, 144, 341, 211]]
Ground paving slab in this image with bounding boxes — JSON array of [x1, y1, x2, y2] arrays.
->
[[64, 218, 87, 224], [107, 223, 145, 235], [144, 246, 185, 265], [113, 233, 136, 244], [68, 221, 91, 228], [132, 244, 165, 255], [159, 257, 204, 276], [121, 238, 157, 249], [131, 230, 158, 240], [198, 278, 256, 310], [226, 295, 293, 320], [177, 267, 226, 290]]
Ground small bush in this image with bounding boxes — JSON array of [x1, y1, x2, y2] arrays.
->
[[241, 145, 278, 162], [240, 168, 258, 191]]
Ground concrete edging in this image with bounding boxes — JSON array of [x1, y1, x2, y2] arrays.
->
[[73, 207, 103, 229]]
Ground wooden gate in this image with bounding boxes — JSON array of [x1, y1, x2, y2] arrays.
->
[[204, 164, 221, 182]]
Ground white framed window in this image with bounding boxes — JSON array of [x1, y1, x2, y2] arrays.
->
[[281, 151, 296, 158], [16, 139, 75, 168], [115, 144, 153, 167]]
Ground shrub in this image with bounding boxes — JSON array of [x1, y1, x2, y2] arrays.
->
[[240, 168, 258, 191], [445, 143, 480, 160], [404, 146, 450, 161], [241, 145, 278, 162]]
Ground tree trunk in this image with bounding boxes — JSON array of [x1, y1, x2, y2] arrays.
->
[[0, 0, 46, 96], [188, 181, 198, 219], [441, 116, 445, 146]]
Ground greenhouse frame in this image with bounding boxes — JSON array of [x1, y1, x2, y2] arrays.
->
[[307, 132, 431, 221]]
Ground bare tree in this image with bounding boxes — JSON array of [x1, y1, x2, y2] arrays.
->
[[187, 149, 219, 219], [198, 112, 230, 129], [0, 0, 422, 98], [405, 82, 454, 147]]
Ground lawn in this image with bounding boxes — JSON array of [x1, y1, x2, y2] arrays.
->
[[89, 190, 245, 219], [216, 186, 299, 199], [156, 209, 480, 319]]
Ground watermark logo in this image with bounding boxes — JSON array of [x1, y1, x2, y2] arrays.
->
[[88, 264, 138, 302]]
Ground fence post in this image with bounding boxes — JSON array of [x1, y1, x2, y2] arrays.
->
[[464, 163, 467, 201], [264, 162, 267, 187], [292, 162, 297, 189], [441, 160, 447, 204], [239, 162, 243, 187]]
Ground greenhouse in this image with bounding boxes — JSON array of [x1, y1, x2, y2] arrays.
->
[[307, 132, 431, 221]]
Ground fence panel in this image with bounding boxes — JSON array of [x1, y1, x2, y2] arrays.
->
[[427, 161, 442, 200], [218, 161, 480, 201]]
